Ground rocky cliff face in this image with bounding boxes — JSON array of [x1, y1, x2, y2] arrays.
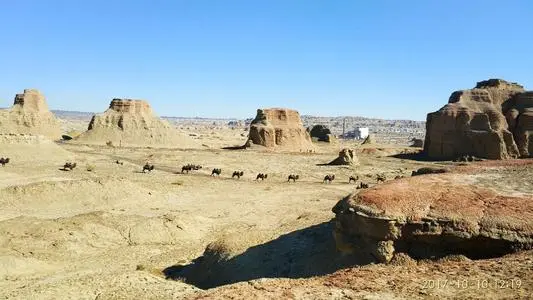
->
[[0, 89, 62, 140], [424, 79, 533, 159], [507, 92, 533, 157], [74, 99, 199, 148], [248, 108, 315, 152]]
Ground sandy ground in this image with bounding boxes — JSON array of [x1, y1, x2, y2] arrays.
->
[[0, 131, 531, 299]]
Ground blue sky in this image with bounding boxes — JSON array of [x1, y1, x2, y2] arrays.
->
[[0, 0, 532, 120]]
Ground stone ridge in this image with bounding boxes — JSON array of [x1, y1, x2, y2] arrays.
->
[[475, 78, 524, 90]]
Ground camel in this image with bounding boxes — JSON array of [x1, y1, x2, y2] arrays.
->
[[323, 174, 335, 184], [182, 165, 192, 173], [356, 182, 369, 189], [211, 168, 222, 176], [182, 164, 203, 173], [232, 171, 244, 179], [256, 173, 268, 181], [143, 163, 154, 173], [376, 173, 386, 183], [348, 175, 358, 183], [0, 157, 10, 167], [287, 174, 299, 182], [62, 162, 77, 171]]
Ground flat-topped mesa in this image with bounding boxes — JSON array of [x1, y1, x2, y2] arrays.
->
[[74, 98, 199, 148], [247, 108, 315, 152], [12, 89, 51, 113], [0, 89, 61, 140], [424, 79, 533, 159], [108, 99, 153, 114]]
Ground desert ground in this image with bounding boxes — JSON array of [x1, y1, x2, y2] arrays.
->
[[0, 121, 532, 299]]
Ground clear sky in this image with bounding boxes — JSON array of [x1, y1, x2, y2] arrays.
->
[[0, 1, 532, 120]]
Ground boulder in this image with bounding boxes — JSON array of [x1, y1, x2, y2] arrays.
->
[[0, 89, 62, 140], [332, 161, 533, 263], [309, 125, 333, 142], [410, 138, 424, 148], [328, 148, 359, 165], [73, 99, 199, 148], [247, 108, 315, 152], [424, 79, 533, 159]]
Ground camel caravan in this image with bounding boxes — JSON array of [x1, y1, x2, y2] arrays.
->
[[40, 158, 406, 187]]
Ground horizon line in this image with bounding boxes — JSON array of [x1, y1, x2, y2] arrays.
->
[[48, 109, 427, 122]]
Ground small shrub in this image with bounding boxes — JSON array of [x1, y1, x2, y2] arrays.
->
[[86, 164, 95, 172]]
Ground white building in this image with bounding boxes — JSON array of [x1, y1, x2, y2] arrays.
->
[[354, 127, 369, 140]]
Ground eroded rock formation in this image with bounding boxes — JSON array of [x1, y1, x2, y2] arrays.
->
[[309, 124, 334, 142], [0, 89, 62, 140], [328, 148, 358, 165], [424, 79, 533, 159], [247, 108, 314, 152], [332, 162, 533, 263], [73, 99, 198, 148]]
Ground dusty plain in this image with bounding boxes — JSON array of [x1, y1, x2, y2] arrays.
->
[[0, 120, 532, 299]]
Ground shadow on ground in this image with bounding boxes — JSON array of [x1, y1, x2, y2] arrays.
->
[[389, 151, 437, 162], [163, 221, 373, 289], [221, 145, 247, 150]]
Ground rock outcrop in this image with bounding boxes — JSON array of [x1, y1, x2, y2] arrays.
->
[[247, 108, 314, 152], [327, 148, 359, 165], [410, 138, 424, 148], [424, 79, 533, 159], [309, 125, 334, 142], [332, 161, 533, 263], [0, 89, 62, 140], [73, 99, 198, 148]]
